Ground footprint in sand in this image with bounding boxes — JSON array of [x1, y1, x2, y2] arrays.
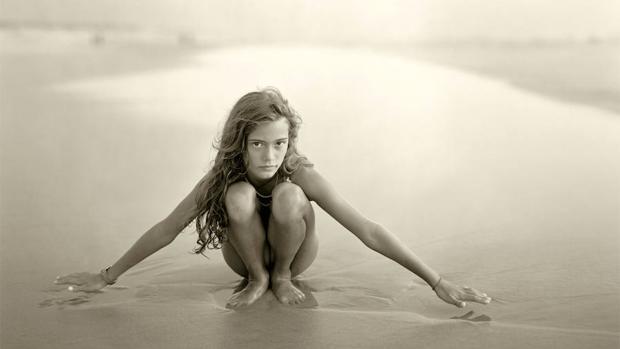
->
[[39, 295, 92, 308], [451, 310, 492, 322]]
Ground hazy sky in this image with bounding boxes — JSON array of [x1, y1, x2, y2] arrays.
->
[[1, 0, 619, 41]]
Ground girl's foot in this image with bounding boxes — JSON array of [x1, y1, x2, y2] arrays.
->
[[271, 273, 306, 305], [226, 276, 269, 309]]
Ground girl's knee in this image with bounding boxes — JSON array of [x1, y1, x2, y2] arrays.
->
[[272, 182, 308, 221], [225, 181, 257, 222]]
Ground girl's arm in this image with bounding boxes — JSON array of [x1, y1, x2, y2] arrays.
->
[[55, 175, 206, 292], [292, 166, 491, 307]]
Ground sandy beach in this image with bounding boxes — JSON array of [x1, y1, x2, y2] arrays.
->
[[1, 31, 619, 348]]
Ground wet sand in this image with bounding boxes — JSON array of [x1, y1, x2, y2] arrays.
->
[[1, 32, 619, 348], [391, 42, 620, 115]]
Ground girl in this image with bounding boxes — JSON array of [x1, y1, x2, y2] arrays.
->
[[55, 87, 491, 309]]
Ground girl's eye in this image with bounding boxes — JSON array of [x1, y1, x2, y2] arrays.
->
[[251, 142, 263, 148], [276, 141, 288, 147]]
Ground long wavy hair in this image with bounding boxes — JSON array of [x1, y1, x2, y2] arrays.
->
[[193, 87, 309, 254]]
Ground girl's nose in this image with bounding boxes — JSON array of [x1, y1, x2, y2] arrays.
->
[[264, 146, 276, 161]]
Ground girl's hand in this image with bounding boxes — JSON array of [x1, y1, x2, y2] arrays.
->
[[433, 278, 491, 308], [54, 272, 109, 292]]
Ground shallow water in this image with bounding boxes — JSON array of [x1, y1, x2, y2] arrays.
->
[[1, 31, 619, 348]]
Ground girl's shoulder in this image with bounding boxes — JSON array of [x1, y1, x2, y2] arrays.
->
[[290, 160, 328, 202], [290, 157, 315, 181], [297, 156, 314, 169]]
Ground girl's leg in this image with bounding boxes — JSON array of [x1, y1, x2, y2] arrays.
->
[[268, 182, 318, 304], [221, 182, 270, 308]]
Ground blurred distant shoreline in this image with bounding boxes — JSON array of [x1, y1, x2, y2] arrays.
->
[[2, 20, 619, 46], [2, 23, 618, 115]]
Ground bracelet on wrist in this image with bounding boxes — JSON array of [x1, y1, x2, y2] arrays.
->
[[431, 277, 442, 291], [100, 267, 117, 285]]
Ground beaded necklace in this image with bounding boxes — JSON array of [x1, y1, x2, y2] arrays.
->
[[255, 190, 272, 207]]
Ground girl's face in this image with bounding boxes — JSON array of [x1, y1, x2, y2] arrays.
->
[[245, 118, 290, 184]]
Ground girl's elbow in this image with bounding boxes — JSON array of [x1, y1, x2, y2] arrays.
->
[[361, 221, 382, 250]]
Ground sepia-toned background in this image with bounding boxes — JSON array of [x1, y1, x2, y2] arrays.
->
[[1, 1, 619, 348]]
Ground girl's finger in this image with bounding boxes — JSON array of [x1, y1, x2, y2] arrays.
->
[[68, 284, 98, 292], [463, 293, 492, 304], [59, 272, 85, 279], [55, 277, 78, 285], [451, 295, 466, 308], [462, 287, 476, 295], [463, 288, 488, 299], [68, 285, 88, 292], [62, 276, 87, 285]]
